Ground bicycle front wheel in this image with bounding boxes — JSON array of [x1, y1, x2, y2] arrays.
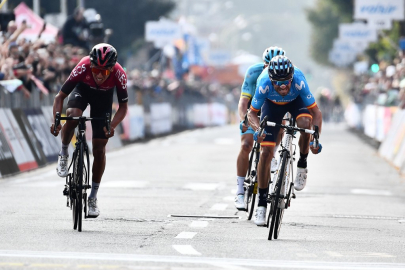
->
[[72, 143, 84, 232], [268, 151, 288, 240]]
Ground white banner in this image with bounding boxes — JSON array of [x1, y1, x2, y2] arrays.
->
[[333, 39, 368, 54], [145, 20, 182, 44], [355, 0, 404, 20], [150, 103, 172, 135], [368, 19, 392, 30], [127, 105, 145, 140], [339, 23, 378, 43], [328, 50, 357, 67]]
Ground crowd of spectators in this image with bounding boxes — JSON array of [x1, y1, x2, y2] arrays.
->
[[0, 8, 239, 111], [349, 51, 405, 110]]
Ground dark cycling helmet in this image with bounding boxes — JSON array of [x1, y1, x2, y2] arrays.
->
[[262, 46, 285, 64], [89, 43, 117, 68], [268, 55, 294, 81]]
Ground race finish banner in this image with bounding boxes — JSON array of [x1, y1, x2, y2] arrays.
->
[[0, 120, 19, 177], [12, 109, 47, 167], [354, 0, 404, 21], [24, 108, 59, 162], [0, 108, 38, 172]]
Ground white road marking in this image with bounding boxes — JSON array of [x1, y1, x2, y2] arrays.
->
[[398, 220, 405, 223], [350, 189, 392, 196], [0, 250, 404, 269], [210, 204, 228, 211], [10, 170, 56, 183], [102, 181, 148, 188], [175, 232, 197, 239], [184, 183, 219, 191], [189, 221, 208, 228], [172, 245, 201, 256]]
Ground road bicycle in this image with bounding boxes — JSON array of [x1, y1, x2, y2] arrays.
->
[[264, 116, 319, 240], [54, 112, 110, 232], [243, 115, 267, 220]]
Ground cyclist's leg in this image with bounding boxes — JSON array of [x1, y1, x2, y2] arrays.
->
[[62, 88, 88, 146], [235, 129, 254, 210], [236, 130, 254, 192], [57, 88, 87, 177], [290, 98, 312, 191], [254, 100, 285, 225]]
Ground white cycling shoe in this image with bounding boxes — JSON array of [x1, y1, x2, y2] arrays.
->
[[88, 197, 100, 217], [271, 157, 278, 173], [254, 206, 266, 226], [234, 194, 247, 211], [56, 155, 69, 177], [294, 167, 308, 191]]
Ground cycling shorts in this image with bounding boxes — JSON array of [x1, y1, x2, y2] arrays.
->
[[67, 86, 113, 139], [260, 97, 311, 146]]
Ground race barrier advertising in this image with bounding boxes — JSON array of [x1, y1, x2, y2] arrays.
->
[[0, 101, 232, 178], [346, 102, 405, 175]]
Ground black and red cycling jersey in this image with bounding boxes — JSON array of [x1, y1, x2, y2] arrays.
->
[[60, 56, 128, 103]]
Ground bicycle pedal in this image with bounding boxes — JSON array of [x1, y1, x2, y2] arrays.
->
[[292, 193, 296, 199]]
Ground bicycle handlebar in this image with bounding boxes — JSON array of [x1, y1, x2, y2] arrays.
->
[[266, 121, 320, 146], [54, 112, 111, 134]]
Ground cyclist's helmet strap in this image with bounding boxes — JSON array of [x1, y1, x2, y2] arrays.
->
[[263, 46, 286, 64], [268, 55, 294, 81], [89, 43, 117, 68]]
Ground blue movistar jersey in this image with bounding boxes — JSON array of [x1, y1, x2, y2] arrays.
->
[[240, 63, 265, 99], [250, 66, 317, 112]]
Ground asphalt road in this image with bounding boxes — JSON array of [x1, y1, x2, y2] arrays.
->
[[1, 123, 405, 270]]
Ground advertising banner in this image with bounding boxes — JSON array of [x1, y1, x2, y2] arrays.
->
[[12, 109, 47, 167], [150, 103, 172, 135], [0, 116, 19, 176], [339, 23, 378, 43], [24, 108, 59, 162], [354, 0, 404, 21], [145, 19, 182, 45], [0, 108, 38, 172]]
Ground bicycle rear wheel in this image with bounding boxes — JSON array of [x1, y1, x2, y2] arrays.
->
[[246, 147, 259, 220], [268, 151, 287, 240]]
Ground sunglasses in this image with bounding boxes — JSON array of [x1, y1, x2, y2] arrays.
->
[[272, 79, 291, 86], [91, 67, 111, 76]]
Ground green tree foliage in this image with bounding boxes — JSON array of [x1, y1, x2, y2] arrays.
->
[[306, 0, 353, 66]]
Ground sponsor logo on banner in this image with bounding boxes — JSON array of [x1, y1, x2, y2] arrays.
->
[[355, 0, 404, 20]]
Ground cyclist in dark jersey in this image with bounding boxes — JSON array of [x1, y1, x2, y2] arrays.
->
[[50, 43, 128, 217]]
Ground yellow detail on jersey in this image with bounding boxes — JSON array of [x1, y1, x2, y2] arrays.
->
[[307, 102, 317, 109], [240, 93, 252, 99], [250, 105, 260, 112], [296, 113, 312, 120]]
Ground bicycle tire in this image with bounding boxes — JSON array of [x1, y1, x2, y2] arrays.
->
[[72, 151, 79, 230], [244, 148, 255, 216], [269, 151, 288, 240], [246, 149, 259, 220], [77, 142, 84, 232], [274, 208, 284, 239]]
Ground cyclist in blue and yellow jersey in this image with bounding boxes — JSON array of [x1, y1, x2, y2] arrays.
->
[[234, 47, 285, 211], [247, 55, 323, 225]]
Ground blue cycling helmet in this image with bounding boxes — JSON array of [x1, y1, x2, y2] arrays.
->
[[268, 55, 294, 81], [263, 46, 286, 64]]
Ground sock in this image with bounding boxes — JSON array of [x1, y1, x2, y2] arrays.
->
[[236, 176, 245, 195], [274, 145, 279, 156], [59, 143, 69, 156], [297, 152, 308, 168], [258, 187, 269, 207], [89, 181, 100, 199]]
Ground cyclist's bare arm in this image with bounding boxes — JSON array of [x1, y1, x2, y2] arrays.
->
[[238, 97, 250, 120], [50, 91, 68, 136], [247, 108, 260, 132], [308, 105, 322, 135], [103, 102, 128, 138]]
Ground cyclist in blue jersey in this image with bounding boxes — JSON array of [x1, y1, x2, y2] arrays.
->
[[235, 47, 285, 210], [247, 55, 323, 225]]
